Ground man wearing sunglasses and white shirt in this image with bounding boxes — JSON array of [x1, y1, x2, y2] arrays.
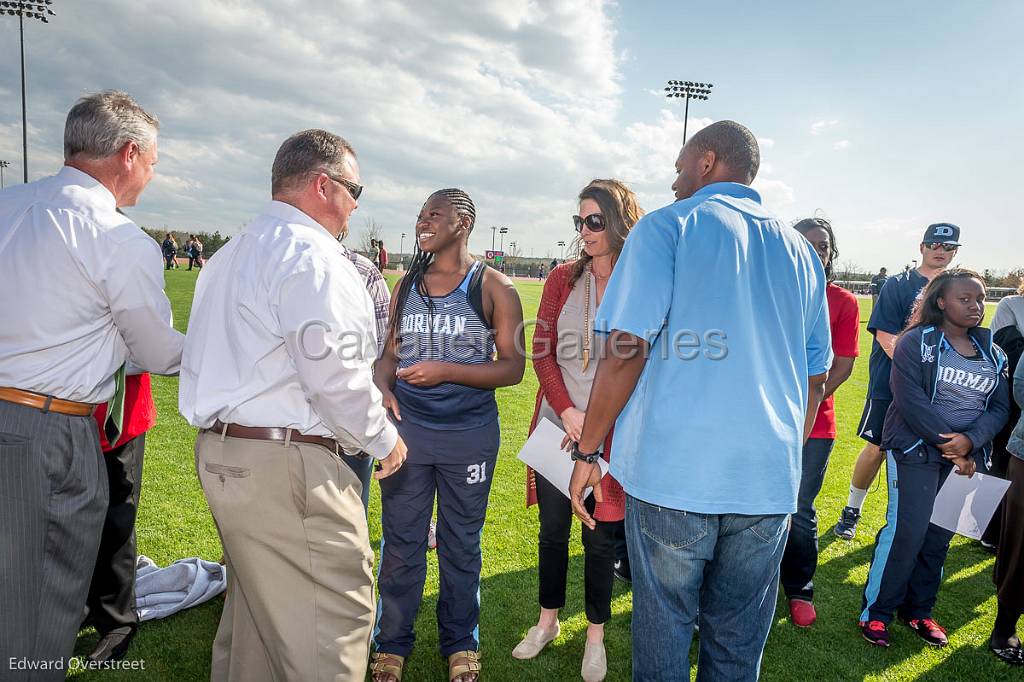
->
[[180, 129, 406, 681], [832, 223, 962, 540]]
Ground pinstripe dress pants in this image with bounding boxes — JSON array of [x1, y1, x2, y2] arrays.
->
[[0, 400, 108, 680]]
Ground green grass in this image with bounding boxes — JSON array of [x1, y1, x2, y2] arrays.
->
[[71, 271, 1016, 681]]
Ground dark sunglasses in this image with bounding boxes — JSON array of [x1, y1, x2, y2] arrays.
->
[[573, 214, 605, 232], [324, 173, 363, 200], [925, 243, 958, 252]]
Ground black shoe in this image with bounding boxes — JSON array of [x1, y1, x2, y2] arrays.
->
[[87, 627, 136, 664], [613, 558, 631, 583], [832, 506, 861, 540], [990, 634, 1024, 665]]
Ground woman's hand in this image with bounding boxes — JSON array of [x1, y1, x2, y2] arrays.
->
[[396, 361, 448, 388], [560, 407, 586, 442], [938, 433, 973, 458]]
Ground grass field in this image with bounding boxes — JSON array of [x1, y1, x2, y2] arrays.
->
[[70, 270, 1017, 681]]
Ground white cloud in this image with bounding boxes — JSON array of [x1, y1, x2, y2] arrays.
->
[[810, 119, 840, 136], [833, 140, 850, 150]]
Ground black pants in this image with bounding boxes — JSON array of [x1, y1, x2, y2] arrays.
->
[[86, 433, 146, 636], [536, 472, 616, 624]]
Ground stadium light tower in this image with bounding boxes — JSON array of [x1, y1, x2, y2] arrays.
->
[[2, 1, 56, 183], [664, 80, 713, 145], [0, 160, 9, 188], [557, 240, 566, 260], [499, 226, 509, 252]]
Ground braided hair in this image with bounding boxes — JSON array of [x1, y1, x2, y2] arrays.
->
[[386, 188, 477, 350]]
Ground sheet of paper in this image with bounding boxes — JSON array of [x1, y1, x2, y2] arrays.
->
[[516, 417, 609, 500], [930, 471, 1011, 539]]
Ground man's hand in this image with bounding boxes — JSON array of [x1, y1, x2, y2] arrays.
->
[[569, 460, 603, 530], [396, 361, 448, 388], [373, 436, 408, 480], [938, 433, 973, 459], [950, 455, 976, 477], [560, 407, 585, 442]]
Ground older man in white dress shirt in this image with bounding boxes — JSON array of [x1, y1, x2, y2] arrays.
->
[[179, 129, 407, 681], [0, 91, 183, 679]]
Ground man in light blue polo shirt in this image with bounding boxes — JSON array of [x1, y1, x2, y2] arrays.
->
[[568, 120, 832, 681]]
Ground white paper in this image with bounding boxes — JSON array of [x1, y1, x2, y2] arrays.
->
[[930, 472, 1011, 539], [517, 417, 610, 500]]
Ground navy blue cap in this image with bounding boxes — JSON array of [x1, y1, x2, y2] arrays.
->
[[922, 223, 961, 246]]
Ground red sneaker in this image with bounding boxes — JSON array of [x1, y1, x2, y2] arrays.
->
[[789, 599, 817, 628], [860, 620, 890, 647], [906, 618, 948, 647]]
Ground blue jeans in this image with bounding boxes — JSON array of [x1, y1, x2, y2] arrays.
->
[[626, 495, 789, 682], [340, 453, 373, 516], [780, 438, 835, 600]]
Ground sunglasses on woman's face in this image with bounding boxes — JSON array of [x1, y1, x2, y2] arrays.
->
[[925, 243, 958, 252], [573, 213, 606, 232]]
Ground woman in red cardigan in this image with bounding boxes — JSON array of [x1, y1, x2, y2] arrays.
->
[[512, 179, 642, 681]]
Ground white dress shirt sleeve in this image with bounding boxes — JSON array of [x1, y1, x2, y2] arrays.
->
[[277, 262, 398, 459], [96, 235, 184, 375]]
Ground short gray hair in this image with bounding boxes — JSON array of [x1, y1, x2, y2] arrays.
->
[[271, 129, 356, 195], [689, 120, 760, 183], [64, 91, 159, 160]]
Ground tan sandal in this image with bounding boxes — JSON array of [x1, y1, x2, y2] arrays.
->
[[448, 650, 481, 682], [369, 652, 405, 682]]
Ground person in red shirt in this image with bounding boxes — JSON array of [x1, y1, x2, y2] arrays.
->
[[377, 239, 388, 271], [84, 372, 156, 662], [779, 218, 860, 627]]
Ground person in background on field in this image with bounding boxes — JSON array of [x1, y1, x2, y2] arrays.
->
[[983, 280, 1024, 550], [513, 179, 641, 681], [832, 224, 961, 540], [193, 235, 204, 268], [871, 267, 888, 306], [162, 232, 178, 270], [369, 238, 380, 268], [0, 90, 183, 679], [859, 269, 1008, 649], [338, 236, 392, 513], [370, 188, 525, 682], [180, 129, 407, 681], [84, 371, 156, 663], [378, 238, 388, 271], [779, 218, 860, 628], [568, 120, 831, 681]]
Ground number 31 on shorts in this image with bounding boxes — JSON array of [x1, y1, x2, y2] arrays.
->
[[466, 462, 488, 485]]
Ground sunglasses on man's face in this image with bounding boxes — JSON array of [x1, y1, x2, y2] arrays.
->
[[325, 173, 364, 200], [573, 214, 606, 232], [925, 243, 958, 252]]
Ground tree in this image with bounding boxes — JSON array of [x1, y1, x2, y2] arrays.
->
[[359, 218, 383, 255], [836, 259, 861, 283]]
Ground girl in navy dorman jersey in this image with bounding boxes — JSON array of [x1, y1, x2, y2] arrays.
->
[[859, 269, 1009, 648], [370, 189, 525, 682]]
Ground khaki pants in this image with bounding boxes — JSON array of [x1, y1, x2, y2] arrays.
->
[[196, 430, 374, 681]]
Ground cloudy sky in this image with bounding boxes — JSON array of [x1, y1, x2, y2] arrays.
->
[[0, 0, 1021, 271]]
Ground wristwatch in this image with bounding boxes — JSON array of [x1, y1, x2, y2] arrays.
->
[[571, 443, 601, 464]]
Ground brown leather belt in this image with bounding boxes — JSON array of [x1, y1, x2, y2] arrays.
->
[[0, 387, 97, 417], [208, 420, 351, 457]]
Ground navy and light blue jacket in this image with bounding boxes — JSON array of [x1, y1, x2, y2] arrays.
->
[[881, 325, 1009, 467]]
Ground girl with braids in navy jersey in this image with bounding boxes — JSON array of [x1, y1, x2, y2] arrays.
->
[[859, 269, 1009, 649], [370, 189, 525, 682]]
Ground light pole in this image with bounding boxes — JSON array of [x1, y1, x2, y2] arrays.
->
[[0, 160, 9, 189], [499, 226, 508, 252], [400, 232, 405, 258], [664, 80, 713, 145], [490, 225, 497, 251], [508, 240, 516, 274], [2, 1, 56, 183], [557, 240, 566, 260]]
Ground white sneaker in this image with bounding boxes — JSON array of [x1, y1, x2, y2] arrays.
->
[[428, 521, 437, 550]]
